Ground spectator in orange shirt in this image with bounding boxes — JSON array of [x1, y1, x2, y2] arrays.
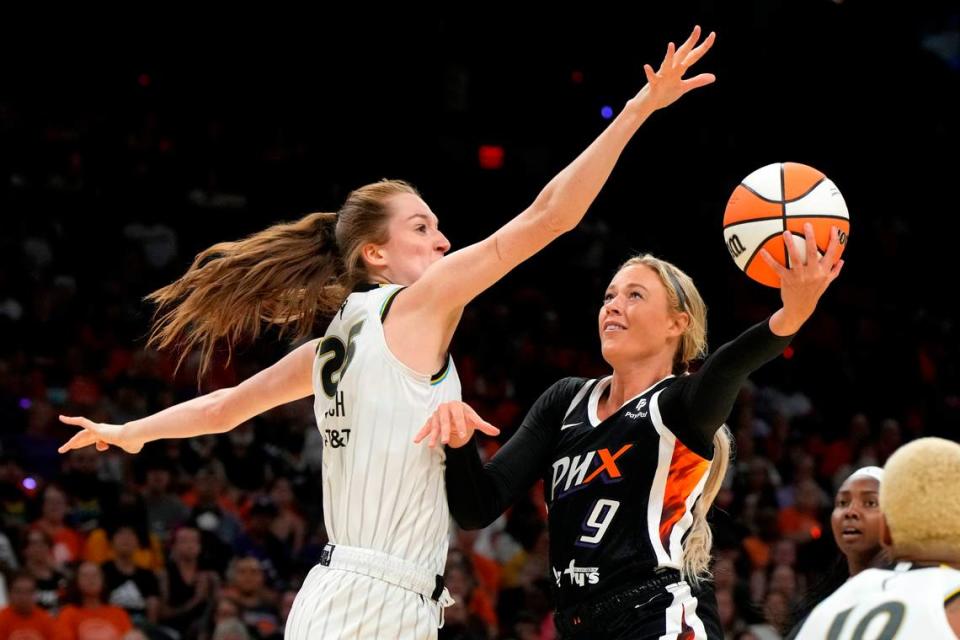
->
[[0, 573, 56, 639], [30, 486, 82, 569], [777, 480, 826, 545], [445, 557, 497, 633], [55, 562, 133, 640], [82, 491, 163, 572]]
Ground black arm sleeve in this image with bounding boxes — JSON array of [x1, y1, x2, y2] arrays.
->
[[444, 377, 588, 529], [658, 318, 794, 457]]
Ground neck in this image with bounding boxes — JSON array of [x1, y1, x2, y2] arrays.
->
[[846, 553, 872, 576], [83, 596, 100, 608], [604, 359, 674, 411], [115, 556, 135, 571]]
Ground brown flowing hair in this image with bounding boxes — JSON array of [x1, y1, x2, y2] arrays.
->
[[146, 180, 418, 377]]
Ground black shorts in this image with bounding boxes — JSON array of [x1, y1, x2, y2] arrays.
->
[[554, 573, 722, 639]]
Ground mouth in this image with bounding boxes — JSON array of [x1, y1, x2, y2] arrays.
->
[[840, 526, 863, 541], [602, 321, 627, 333]]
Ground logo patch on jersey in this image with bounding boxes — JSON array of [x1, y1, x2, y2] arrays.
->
[[550, 444, 633, 501], [625, 397, 648, 419], [322, 429, 351, 448], [324, 391, 346, 418], [552, 559, 600, 587], [560, 421, 583, 431]]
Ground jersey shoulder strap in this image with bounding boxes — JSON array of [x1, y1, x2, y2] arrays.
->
[[563, 378, 597, 420]]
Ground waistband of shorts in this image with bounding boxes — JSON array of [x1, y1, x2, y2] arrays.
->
[[318, 543, 449, 603], [554, 567, 683, 634]]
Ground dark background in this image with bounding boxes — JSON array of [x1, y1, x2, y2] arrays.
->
[[1, 2, 958, 638]]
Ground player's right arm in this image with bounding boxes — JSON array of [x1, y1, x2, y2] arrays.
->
[[387, 28, 716, 367], [58, 338, 318, 454]]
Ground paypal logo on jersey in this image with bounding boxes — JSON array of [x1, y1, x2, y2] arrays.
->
[[625, 397, 648, 419], [550, 444, 633, 501]]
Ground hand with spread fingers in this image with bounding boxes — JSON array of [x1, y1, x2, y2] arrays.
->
[[764, 223, 845, 336], [632, 25, 717, 113], [413, 402, 500, 449]]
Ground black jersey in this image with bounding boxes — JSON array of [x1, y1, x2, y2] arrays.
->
[[445, 318, 793, 613], [543, 374, 712, 608]]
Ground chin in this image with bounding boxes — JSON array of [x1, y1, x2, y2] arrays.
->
[[599, 344, 624, 366]]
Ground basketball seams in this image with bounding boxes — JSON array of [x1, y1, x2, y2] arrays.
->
[[784, 176, 825, 203], [738, 182, 780, 204], [726, 162, 848, 287], [737, 177, 824, 205], [780, 163, 789, 269], [723, 213, 851, 231], [742, 231, 786, 275]]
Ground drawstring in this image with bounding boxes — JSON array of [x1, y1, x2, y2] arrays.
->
[[437, 587, 455, 628]]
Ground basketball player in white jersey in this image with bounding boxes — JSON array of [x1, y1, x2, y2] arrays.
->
[[55, 26, 717, 638], [794, 437, 960, 640]]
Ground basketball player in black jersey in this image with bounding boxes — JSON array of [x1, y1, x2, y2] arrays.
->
[[416, 224, 845, 638]]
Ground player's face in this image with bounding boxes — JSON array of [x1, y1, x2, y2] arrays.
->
[[831, 476, 883, 560], [598, 264, 686, 367], [374, 193, 451, 285]]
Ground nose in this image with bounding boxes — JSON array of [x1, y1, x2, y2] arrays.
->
[[843, 505, 862, 521], [604, 294, 623, 315], [436, 231, 451, 254]]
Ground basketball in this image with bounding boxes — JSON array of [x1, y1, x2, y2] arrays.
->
[[723, 162, 849, 287]]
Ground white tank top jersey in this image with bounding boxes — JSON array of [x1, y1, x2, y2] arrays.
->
[[312, 283, 461, 577], [794, 562, 960, 640]]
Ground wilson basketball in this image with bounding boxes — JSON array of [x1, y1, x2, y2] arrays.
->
[[723, 162, 849, 287]]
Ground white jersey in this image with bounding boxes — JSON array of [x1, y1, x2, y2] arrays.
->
[[795, 562, 960, 640], [312, 283, 461, 577]]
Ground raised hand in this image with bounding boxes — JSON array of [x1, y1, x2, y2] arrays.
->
[[634, 25, 717, 112], [762, 223, 845, 333]]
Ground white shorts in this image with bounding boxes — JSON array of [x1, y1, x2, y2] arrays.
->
[[284, 544, 448, 639]]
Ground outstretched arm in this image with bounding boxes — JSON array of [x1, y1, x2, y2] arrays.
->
[[389, 27, 717, 367], [58, 339, 318, 454]]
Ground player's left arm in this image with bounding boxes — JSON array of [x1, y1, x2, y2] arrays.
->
[[659, 225, 844, 454], [658, 318, 794, 455]]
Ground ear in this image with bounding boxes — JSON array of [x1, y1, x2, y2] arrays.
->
[[880, 513, 894, 548], [361, 242, 388, 269], [667, 311, 690, 338]]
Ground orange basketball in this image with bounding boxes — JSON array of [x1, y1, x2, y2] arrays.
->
[[723, 162, 850, 288]]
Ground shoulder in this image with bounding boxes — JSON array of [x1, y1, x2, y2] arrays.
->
[[338, 284, 404, 320], [539, 376, 593, 408]]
